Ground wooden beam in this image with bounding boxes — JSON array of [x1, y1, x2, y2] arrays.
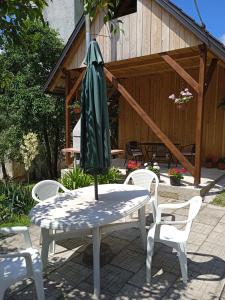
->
[[66, 69, 85, 104], [194, 45, 207, 185], [204, 58, 218, 95], [104, 66, 195, 176], [161, 53, 200, 94], [65, 72, 72, 166]]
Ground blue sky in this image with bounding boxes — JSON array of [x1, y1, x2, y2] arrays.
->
[[172, 0, 225, 43]]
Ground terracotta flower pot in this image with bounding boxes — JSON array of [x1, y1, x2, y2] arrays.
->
[[205, 161, 213, 168], [217, 162, 225, 170], [170, 176, 181, 186]]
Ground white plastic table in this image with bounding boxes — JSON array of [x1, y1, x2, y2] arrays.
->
[[30, 184, 151, 299]]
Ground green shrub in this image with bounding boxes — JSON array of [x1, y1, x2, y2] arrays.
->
[[0, 182, 35, 224], [60, 167, 122, 190], [98, 167, 122, 184], [60, 168, 93, 190]]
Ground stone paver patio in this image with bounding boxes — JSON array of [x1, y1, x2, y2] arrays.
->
[[1, 198, 225, 300]]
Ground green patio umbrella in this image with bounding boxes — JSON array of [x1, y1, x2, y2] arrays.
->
[[80, 39, 111, 200]]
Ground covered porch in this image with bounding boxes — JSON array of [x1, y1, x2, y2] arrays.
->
[[63, 45, 225, 185]]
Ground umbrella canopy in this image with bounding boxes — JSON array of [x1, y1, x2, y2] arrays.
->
[[80, 40, 111, 199]]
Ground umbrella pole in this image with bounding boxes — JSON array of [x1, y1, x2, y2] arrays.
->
[[94, 174, 98, 200]]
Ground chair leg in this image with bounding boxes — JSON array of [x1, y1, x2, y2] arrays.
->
[[0, 288, 5, 300], [177, 243, 188, 284], [41, 228, 51, 271], [146, 225, 156, 283], [138, 207, 147, 250], [33, 272, 45, 300]]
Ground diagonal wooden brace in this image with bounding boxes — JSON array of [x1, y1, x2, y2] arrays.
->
[[104, 66, 195, 176], [161, 53, 200, 94]]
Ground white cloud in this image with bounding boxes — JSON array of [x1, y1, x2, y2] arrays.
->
[[220, 34, 225, 45]]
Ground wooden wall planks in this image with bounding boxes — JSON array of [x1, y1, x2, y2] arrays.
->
[[118, 65, 225, 161], [66, 0, 200, 70]]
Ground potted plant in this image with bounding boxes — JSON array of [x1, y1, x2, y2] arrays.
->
[[217, 158, 225, 170], [168, 167, 186, 186], [205, 157, 214, 168], [169, 88, 193, 110], [144, 162, 160, 181], [127, 160, 141, 175]]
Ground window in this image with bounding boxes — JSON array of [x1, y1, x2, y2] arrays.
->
[[113, 0, 137, 19]]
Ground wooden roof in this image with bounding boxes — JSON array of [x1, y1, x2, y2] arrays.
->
[[44, 0, 225, 95]]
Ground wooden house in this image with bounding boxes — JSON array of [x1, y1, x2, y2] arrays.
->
[[44, 0, 225, 185]]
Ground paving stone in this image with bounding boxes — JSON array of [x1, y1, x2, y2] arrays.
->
[[128, 265, 177, 297], [164, 272, 225, 300], [85, 264, 133, 294], [114, 284, 159, 300], [213, 222, 225, 233], [188, 231, 207, 246], [110, 228, 140, 241], [111, 248, 145, 273], [206, 230, 225, 246], [188, 251, 225, 278], [101, 235, 130, 254], [219, 214, 225, 223], [191, 222, 214, 235], [198, 241, 225, 261]]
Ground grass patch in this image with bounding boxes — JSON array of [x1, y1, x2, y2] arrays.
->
[[212, 192, 225, 207], [0, 215, 31, 228]]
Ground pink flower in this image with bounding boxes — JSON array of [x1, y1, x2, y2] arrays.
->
[[169, 94, 175, 100]]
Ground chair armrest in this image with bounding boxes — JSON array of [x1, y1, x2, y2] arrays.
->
[[0, 249, 33, 259], [0, 226, 28, 235], [156, 202, 191, 224], [0, 226, 32, 248]]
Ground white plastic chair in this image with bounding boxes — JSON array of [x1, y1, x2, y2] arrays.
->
[[32, 180, 71, 255], [0, 227, 45, 300], [146, 196, 202, 284], [32, 180, 71, 202], [124, 169, 159, 222]]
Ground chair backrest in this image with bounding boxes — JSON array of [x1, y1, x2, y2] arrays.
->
[[32, 180, 65, 202], [124, 169, 159, 221], [184, 196, 202, 238]]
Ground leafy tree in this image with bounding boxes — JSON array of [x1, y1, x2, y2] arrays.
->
[[0, 21, 64, 179], [82, 0, 121, 33], [0, 0, 48, 47]]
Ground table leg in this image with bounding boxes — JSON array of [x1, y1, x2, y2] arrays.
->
[[93, 227, 101, 299], [41, 228, 51, 270], [138, 206, 147, 251]]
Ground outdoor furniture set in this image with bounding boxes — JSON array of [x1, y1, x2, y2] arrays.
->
[[0, 170, 202, 300], [125, 140, 196, 167]]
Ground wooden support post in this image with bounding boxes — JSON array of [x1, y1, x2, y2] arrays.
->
[[194, 45, 207, 186], [204, 58, 218, 95], [161, 53, 200, 93], [104, 66, 195, 176], [65, 72, 71, 166]]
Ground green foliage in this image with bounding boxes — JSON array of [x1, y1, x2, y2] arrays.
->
[[0, 21, 64, 178], [82, 0, 122, 34], [212, 192, 225, 207], [97, 167, 122, 184], [60, 168, 93, 190], [0, 215, 31, 228], [0, 182, 35, 221], [0, 0, 47, 47], [60, 167, 122, 190]]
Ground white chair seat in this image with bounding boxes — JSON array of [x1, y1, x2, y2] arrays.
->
[[1, 248, 41, 283], [159, 225, 186, 243]]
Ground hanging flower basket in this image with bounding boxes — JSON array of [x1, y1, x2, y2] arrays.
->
[[74, 107, 80, 114], [169, 88, 193, 109]]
